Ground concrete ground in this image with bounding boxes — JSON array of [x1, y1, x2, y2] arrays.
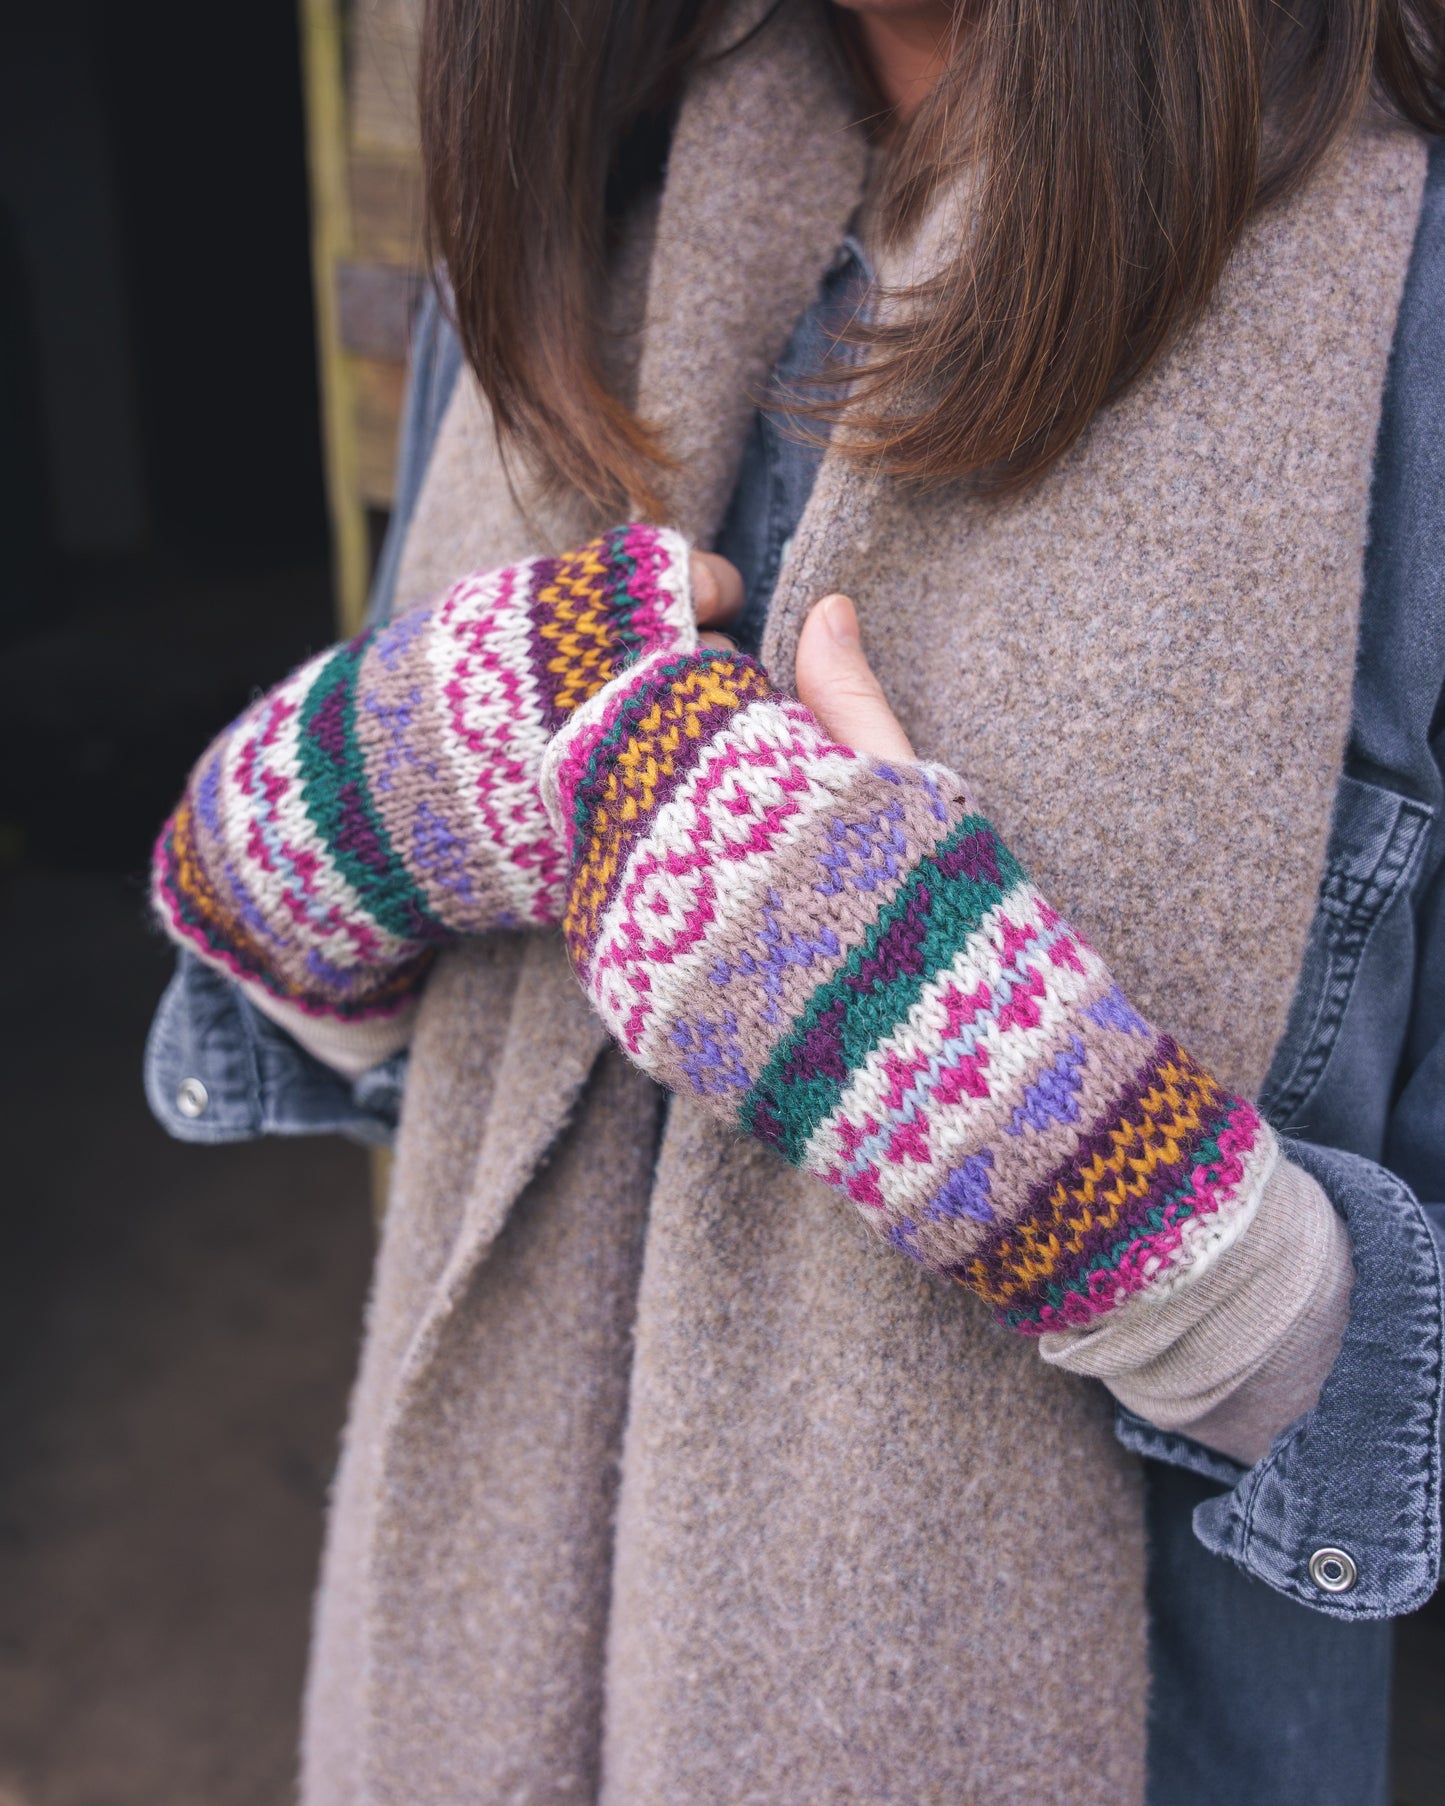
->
[[0, 874, 372, 1806], [0, 871, 1441, 1805]]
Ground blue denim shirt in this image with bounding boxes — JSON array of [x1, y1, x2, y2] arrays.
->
[[147, 139, 1445, 1804]]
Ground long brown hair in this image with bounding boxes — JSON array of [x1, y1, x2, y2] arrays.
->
[[420, 0, 1445, 514]]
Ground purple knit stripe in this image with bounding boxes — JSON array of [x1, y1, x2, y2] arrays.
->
[[844, 883, 934, 993], [779, 995, 852, 1087], [307, 678, 350, 767], [771, 885, 935, 1089], [519, 555, 566, 723], [334, 778, 393, 877], [935, 824, 1004, 887], [196, 742, 226, 837]]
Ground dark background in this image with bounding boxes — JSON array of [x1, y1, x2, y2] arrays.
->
[[1, 0, 337, 867], [0, 4, 1441, 1802], [0, 3, 373, 1801]]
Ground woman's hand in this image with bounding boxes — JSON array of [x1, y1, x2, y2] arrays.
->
[[691, 552, 915, 764]]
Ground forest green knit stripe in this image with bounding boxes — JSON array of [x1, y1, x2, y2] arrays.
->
[[296, 637, 442, 942], [740, 815, 1026, 1163], [604, 529, 649, 661]]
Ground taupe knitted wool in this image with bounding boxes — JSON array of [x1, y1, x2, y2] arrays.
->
[[300, 4, 1428, 1800]]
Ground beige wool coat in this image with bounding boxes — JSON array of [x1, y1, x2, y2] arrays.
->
[[300, 5, 1430, 1800]]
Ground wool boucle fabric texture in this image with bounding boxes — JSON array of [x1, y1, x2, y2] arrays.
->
[[151, 524, 696, 1023], [545, 647, 1278, 1333]]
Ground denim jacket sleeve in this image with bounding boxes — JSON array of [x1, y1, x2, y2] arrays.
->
[[1114, 137, 1445, 1620], [145, 951, 408, 1145], [142, 283, 462, 1147]]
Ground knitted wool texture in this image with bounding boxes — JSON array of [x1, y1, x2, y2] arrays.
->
[[153, 524, 697, 1021], [544, 647, 1279, 1332]]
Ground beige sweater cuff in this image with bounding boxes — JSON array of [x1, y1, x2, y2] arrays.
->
[[243, 983, 419, 1080], [1039, 1158, 1354, 1466]]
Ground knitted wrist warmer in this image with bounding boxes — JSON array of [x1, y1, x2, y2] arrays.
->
[[542, 647, 1279, 1333], [152, 524, 697, 1022]]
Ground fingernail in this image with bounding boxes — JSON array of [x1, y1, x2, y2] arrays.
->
[[822, 594, 860, 648]]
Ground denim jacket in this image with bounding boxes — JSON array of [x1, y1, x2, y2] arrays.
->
[[148, 137, 1445, 1803]]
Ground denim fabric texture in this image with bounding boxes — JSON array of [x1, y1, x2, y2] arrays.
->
[[1143, 1460, 1395, 1806], [364, 281, 464, 634], [145, 138, 1445, 1800], [145, 952, 404, 1146], [715, 236, 869, 657]]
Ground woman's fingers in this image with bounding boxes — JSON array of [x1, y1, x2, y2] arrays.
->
[[795, 594, 916, 762], [689, 551, 745, 627]]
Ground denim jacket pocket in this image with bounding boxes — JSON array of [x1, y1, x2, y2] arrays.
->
[[1260, 773, 1434, 1130]]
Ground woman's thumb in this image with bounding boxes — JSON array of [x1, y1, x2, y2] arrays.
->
[[794, 594, 916, 763]]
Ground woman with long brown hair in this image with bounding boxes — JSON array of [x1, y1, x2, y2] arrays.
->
[[147, 0, 1445, 1799]]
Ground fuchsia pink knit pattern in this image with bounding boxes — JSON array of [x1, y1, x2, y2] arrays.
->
[[152, 525, 696, 1021], [544, 647, 1279, 1332]]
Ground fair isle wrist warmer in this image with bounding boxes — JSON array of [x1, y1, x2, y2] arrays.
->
[[542, 648, 1279, 1333], [152, 525, 697, 1024]]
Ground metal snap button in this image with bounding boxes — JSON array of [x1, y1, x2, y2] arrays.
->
[[1308, 1547, 1357, 1594], [176, 1077, 210, 1119]]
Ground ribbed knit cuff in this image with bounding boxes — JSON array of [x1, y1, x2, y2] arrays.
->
[[243, 982, 418, 1080], [1040, 1157, 1354, 1465]]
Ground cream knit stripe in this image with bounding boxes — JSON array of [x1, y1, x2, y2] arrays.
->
[[1145, 1129, 1277, 1301], [799, 892, 1126, 1221], [633, 524, 695, 643], [582, 698, 867, 1060], [426, 565, 558, 923]]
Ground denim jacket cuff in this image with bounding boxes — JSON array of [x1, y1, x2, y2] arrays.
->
[[144, 951, 406, 1147], [1113, 1138, 1444, 1618]]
